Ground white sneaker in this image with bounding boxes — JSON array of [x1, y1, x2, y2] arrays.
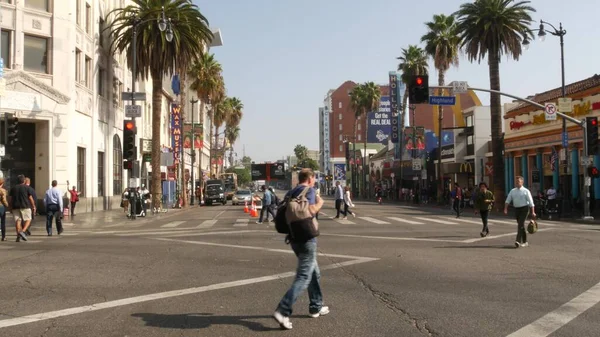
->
[[273, 311, 292, 330], [515, 241, 521, 248], [309, 306, 330, 318], [352, 213, 356, 218], [521, 242, 529, 247]]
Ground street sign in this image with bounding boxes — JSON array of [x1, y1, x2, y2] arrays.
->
[[125, 105, 142, 118], [585, 177, 592, 187], [451, 81, 468, 94], [0, 144, 5, 157], [429, 96, 456, 106], [562, 132, 568, 148], [412, 159, 422, 170], [545, 103, 557, 121], [581, 156, 592, 166], [121, 92, 146, 101], [558, 97, 573, 113]]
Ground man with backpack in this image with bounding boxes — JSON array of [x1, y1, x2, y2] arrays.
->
[[273, 168, 327, 330]]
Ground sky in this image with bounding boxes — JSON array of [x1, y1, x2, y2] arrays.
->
[[194, 0, 600, 163]]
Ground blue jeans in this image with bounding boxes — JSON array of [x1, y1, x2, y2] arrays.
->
[[276, 240, 323, 316]]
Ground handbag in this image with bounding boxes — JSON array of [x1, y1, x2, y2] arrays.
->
[[527, 217, 538, 234]]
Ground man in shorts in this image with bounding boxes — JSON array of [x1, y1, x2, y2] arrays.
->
[[9, 175, 35, 242]]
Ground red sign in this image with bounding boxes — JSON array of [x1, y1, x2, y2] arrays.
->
[[485, 163, 493, 176]]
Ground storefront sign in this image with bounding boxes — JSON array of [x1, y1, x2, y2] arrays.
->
[[170, 103, 182, 163], [510, 101, 599, 130], [441, 144, 454, 160], [532, 169, 540, 183]]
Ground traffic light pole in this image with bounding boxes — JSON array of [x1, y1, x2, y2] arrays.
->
[[431, 85, 592, 220]]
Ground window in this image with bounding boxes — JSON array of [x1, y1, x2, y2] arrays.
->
[[339, 145, 343, 152], [339, 124, 342, 131], [113, 135, 123, 195], [97, 67, 105, 96], [339, 135, 342, 141], [25, 0, 48, 11], [338, 102, 342, 109], [77, 147, 86, 196], [76, 0, 81, 26], [84, 56, 91, 87], [338, 113, 342, 120], [97, 152, 105, 197], [358, 134, 361, 141], [358, 124, 361, 131], [98, 18, 105, 47], [75, 49, 81, 83], [466, 116, 473, 127], [23, 35, 49, 74], [85, 3, 91, 34], [467, 135, 473, 145], [1, 30, 10, 69]]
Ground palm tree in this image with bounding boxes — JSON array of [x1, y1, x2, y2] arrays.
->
[[222, 97, 243, 172], [348, 84, 365, 194], [189, 53, 224, 179], [212, 97, 230, 176], [455, 0, 535, 206], [225, 126, 240, 167], [107, 0, 213, 208], [421, 14, 460, 203]]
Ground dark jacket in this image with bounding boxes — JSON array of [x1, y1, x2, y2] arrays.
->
[[474, 190, 495, 211]]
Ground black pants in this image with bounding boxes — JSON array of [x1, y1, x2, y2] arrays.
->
[[259, 204, 276, 222], [453, 198, 462, 216], [46, 204, 63, 235], [344, 203, 353, 216], [70, 202, 77, 216], [515, 206, 530, 243], [335, 199, 344, 217], [0, 208, 5, 239], [479, 209, 489, 233]]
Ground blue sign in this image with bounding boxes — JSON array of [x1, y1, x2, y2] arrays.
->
[[429, 96, 456, 106], [562, 131, 568, 147], [171, 74, 181, 96], [367, 96, 391, 144], [334, 164, 346, 182], [0, 58, 4, 78]]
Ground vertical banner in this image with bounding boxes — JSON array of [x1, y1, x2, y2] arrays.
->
[[170, 103, 182, 163], [367, 96, 391, 144], [389, 72, 399, 144], [334, 164, 346, 181]]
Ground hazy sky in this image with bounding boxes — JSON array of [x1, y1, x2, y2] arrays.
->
[[195, 0, 599, 163]]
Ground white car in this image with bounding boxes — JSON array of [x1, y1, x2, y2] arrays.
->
[[232, 189, 252, 205]]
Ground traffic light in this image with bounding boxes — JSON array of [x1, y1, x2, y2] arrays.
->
[[123, 160, 134, 170], [123, 120, 137, 161], [586, 116, 599, 156], [408, 75, 429, 104], [5, 113, 18, 145], [588, 166, 600, 178]]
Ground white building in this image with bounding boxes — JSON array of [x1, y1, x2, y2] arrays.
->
[[0, 0, 221, 213]]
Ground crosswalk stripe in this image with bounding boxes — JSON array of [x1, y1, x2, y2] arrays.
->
[[359, 217, 390, 224], [233, 219, 249, 227], [488, 219, 516, 225], [414, 217, 458, 225], [334, 218, 355, 225], [161, 221, 186, 228], [387, 217, 424, 225], [197, 220, 218, 228], [452, 218, 482, 225]]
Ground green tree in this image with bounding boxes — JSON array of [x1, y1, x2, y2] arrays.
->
[[107, 0, 213, 208], [294, 144, 308, 161], [226, 167, 251, 186], [303, 158, 320, 171], [225, 126, 240, 168], [454, 0, 535, 206], [397, 45, 429, 128], [421, 14, 461, 201]]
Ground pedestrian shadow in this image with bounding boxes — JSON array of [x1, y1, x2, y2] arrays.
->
[[131, 312, 280, 331], [436, 245, 515, 249]]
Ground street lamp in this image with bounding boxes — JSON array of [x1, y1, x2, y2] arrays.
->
[[523, 20, 569, 214], [189, 97, 198, 205]]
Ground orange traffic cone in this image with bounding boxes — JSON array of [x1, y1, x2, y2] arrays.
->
[[250, 202, 258, 217], [243, 201, 249, 213]]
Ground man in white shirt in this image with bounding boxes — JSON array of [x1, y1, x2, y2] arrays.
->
[[333, 181, 345, 219], [546, 186, 556, 200], [43, 180, 64, 236], [504, 176, 536, 248]]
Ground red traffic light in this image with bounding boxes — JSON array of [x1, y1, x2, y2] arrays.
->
[[593, 167, 599, 175], [415, 77, 423, 86], [593, 119, 598, 126], [125, 121, 135, 130]]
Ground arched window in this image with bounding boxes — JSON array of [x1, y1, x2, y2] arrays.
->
[[113, 134, 122, 195]]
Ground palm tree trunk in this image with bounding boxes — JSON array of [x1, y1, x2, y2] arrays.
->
[[488, 50, 505, 210], [437, 70, 445, 204], [151, 73, 163, 209], [208, 114, 214, 178], [363, 112, 368, 198], [214, 125, 219, 177], [179, 71, 188, 207], [198, 100, 205, 200], [222, 127, 228, 172]]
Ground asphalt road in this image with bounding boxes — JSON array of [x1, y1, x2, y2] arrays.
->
[[1, 197, 600, 336]]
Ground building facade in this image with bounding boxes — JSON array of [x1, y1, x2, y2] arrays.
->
[[503, 75, 600, 207], [0, 0, 220, 213]]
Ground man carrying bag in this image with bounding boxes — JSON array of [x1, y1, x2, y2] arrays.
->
[[273, 169, 328, 330]]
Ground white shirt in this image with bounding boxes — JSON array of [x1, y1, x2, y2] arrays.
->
[[505, 186, 534, 208], [546, 188, 556, 200]]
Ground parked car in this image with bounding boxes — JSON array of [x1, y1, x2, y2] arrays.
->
[[232, 189, 252, 205], [205, 184, 227, 206]]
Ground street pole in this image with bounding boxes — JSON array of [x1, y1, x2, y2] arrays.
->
[[437, 105, 443, 204], [558, 26, 571, 218], [412, 106, 417, 203], [190, 98, 198, 205]]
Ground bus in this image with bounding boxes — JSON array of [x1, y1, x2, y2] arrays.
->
[[220, 173, 238, 200]]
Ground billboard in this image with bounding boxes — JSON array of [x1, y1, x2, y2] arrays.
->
[[183, 123, 203, 149], [251, 163, 287, 181], [367, 96, 391, 144], [334, 164, 346, 181], [269, 163, 286, 181], [170, 103, 182, 163], [251, 164, 267, 181]]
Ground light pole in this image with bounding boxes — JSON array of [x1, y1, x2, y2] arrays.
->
[[127, 7, 173, 188], [343, 135, 358, 197], [523, 20, 569, 214], [189, 97, 198, 205]]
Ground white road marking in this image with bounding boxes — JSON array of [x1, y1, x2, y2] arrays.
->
[[488, 219, 517, 225], [165, 230, 260, 238], [56, 233, 79, 236], [233, 219, 249, 227], [452, 217, 483, 225], [387, 217, 425, 225], [506, 280, 600, 337], [331, 217, 355, 225], [104, 221, 145, 228], [462, 228, 554, 243], [160, 221, 186, 228], [414, 217, 458, 225], [319, 233, 464, 243], [359, 217, 390, 225], [116, 228, 235, 237], [197, 220, 218, 228], [0, 240, 378, 329]]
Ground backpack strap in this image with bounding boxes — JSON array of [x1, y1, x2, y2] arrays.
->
[[297, 186, 311, 199]]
